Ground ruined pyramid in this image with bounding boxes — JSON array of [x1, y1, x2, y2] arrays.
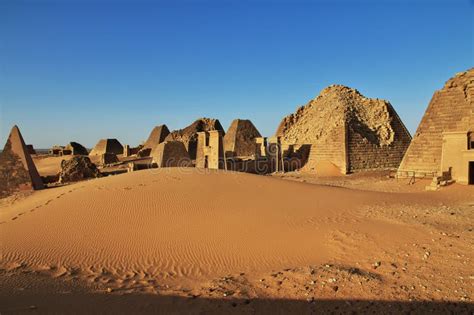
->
[[165, 118, 224, 159], [89, 138, 123, 156], [276, 85, 412, 174], [152, 141, 191, 168], [398, 68, 474, 177], [224, 119, 261, 157], [138, 125, 170, 157], [0, 125, 44, 197]]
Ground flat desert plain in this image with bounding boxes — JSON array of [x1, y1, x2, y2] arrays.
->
[[1, 168, 473, 314]]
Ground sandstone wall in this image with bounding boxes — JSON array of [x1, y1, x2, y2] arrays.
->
[[347, 104, 411, 172], [152, 141, 191, 167], [196, 131, 225, 169], [302, 123, 348, 174]]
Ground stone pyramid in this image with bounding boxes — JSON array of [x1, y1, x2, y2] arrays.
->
[[224, 119, 261, 157], [276, 85, 412, 173], [151, 141, 191, 168], [0, 125, 44, 197], [138, 125, 170, 157], [89, 139, 123, 156], [398, 68, 474, 177]]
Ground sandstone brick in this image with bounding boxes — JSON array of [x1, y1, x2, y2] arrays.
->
[[398, 68, 474, 176], [276, 85, 412, 174]]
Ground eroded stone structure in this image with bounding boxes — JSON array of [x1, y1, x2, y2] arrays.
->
[[267, 137, 283, 172], [398, 68, 474, 182], [99, 153, 119, 165], [58, 156, 101, 183], [224, 119, 261, 158], [276, 85, 412, 174], [89, 139, 123, 156], [0, 125, 44, 197], [255, 137, 268, 158], [165, 118, 224, 159], [151, 141, 191, 167], [49, 145, 65, 155], [123, 145, 131, 157], [138, 125, 170, 157], [123, 145, 142, 157], [50, 142, 88, 156], [439, 132, 474, 185], [196, 130, 225, 169]]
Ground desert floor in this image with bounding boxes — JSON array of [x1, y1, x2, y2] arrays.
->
[[1, 165, 473, 314]]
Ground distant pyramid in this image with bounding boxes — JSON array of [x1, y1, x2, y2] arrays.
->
[[0, 125, 44, 197], [89, 138, 123, 156], [138, 125, 170, 157], [224, 119, 261, 157]]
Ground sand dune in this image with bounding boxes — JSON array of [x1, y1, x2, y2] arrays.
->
[[2, 169, 421, 277], [1, 168, 473, 313]]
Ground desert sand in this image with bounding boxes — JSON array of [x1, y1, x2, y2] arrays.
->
[[1, 168, 473, 314]]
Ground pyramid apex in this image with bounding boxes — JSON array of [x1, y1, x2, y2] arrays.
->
[[1, 124, 44, 196]]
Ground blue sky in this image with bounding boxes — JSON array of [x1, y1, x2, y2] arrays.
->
[[1, 0, 472, 148]]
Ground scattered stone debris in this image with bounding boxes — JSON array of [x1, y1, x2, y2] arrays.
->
[[58, 156, 101, 183]]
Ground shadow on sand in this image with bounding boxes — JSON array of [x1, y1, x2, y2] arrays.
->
[[1, 293, 473, 315]]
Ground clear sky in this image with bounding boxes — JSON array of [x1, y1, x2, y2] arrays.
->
[[1, 0, 472, 148]]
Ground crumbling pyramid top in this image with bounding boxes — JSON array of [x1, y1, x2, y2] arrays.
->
[[0, 125, 44, 197], [443, 68, 473, 90], [166, 118, 224, 143], [276, 85, 400, 146]]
